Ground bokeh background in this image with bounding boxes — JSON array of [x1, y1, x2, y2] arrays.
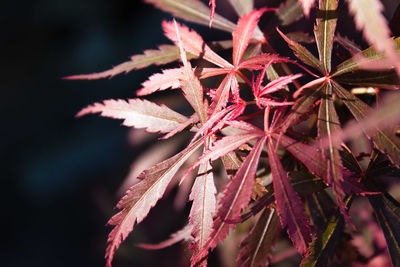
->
[[2, 0, 399, 267]]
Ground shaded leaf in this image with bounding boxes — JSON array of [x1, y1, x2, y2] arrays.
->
[[76, 99, 187, 134], [300, 196, 354, 267], [277, 28, 323, 72], [333, 69, 399, 89], [332, 80, 400, 167], [368, 193, 400, 267], [105, 139, 203, 267], [267, 139, 311, 255], [137, 224, 193, 250], [314, 0, 338, 73], [306, 191, 336, 229], [145, 0, 236, 33], [228, 0, 254, 16], [237, 208, 280, 267]]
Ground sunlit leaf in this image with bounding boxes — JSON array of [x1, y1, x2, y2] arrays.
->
[[137, 224, 193, 250]]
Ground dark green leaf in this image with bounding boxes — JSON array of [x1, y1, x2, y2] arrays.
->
[[332, 36, 400, 77], [300, 196, 354, 267], [368, 193, 400, 267], [277, 28, 324, 72], [237, 208, 280, 267], [314, 0, 338, 73], [332, 80, 400, 167], [306, 191, 335, 228], [333, 69, 399, 89]]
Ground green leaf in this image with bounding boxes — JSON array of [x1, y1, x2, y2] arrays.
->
[[331, 80, 400, 167], [306, 191, 335, 229], [333, 69, 399, 89], [300, 196, 354, 267], [145, 0, 236, 33], [237, 208, 280, 267], [368, 193, 400, 267], [314, 0, 338, 73], [228, 0, 253, 17], [277, 28, 323, 72], [332, 36, 400, 77], [276, 0, 304, 26]]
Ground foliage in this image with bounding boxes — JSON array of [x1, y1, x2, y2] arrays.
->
[[68, 0, 400, 266]]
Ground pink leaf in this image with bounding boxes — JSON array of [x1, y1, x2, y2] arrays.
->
[[209, 0, 216, 27], [347, 0, 400, 75], [137, 224, 193, 250], [174, 20, 207, 122], [209, 72, 237, 115], [238, 53, 290, 70], [299, 0, 316, 17], [258, 74, 302, 97], [106, 139, 203, 267], [161, 114, 199, 140], [137, 68, 182, 96], [189, 160, 217, 265], [163, 20, 232, 68], [77, 99, 187, 134], [266, 139, 311, 255], [232, 9, 266, 66], [193, 137, 267, 265]]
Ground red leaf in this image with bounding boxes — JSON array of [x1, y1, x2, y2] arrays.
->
[[258, 74, 302, 97], [238, 53, 290, 70], [137, 224, 193, 250], [137, 68, 182, 96], [105, 139, 203, 267], [267, 139, 311, 255], [193, 137, 267, 265], [77, 98, 187, 134], [232, 9, 266, 66], [162, 20, 232, 68], [209, 0, 216, 27]]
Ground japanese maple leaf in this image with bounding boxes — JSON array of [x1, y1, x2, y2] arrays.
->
[[141, 9, 288, 115]]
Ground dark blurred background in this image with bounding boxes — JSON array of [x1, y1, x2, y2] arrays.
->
[[2, 0, 399, 267], [1, 1, 197, 266]]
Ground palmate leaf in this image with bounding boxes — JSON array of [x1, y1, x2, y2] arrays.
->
[[368, 193, 400, 267], [331, 80, 400, 167], [267, 139, 311, 255], [105, 139, 203, 267], [145, 0, 236, 33], [77, 98, 187, 134], [65, 45, 190, 80], [209, 0, 216, 27], [277, 28, 323, 72], [237, 208, 280, 267], [300, 196, 354, 267], [347, 0, 400, 75], [314, 0, 338, 73], [192, 137, 267, 266]]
